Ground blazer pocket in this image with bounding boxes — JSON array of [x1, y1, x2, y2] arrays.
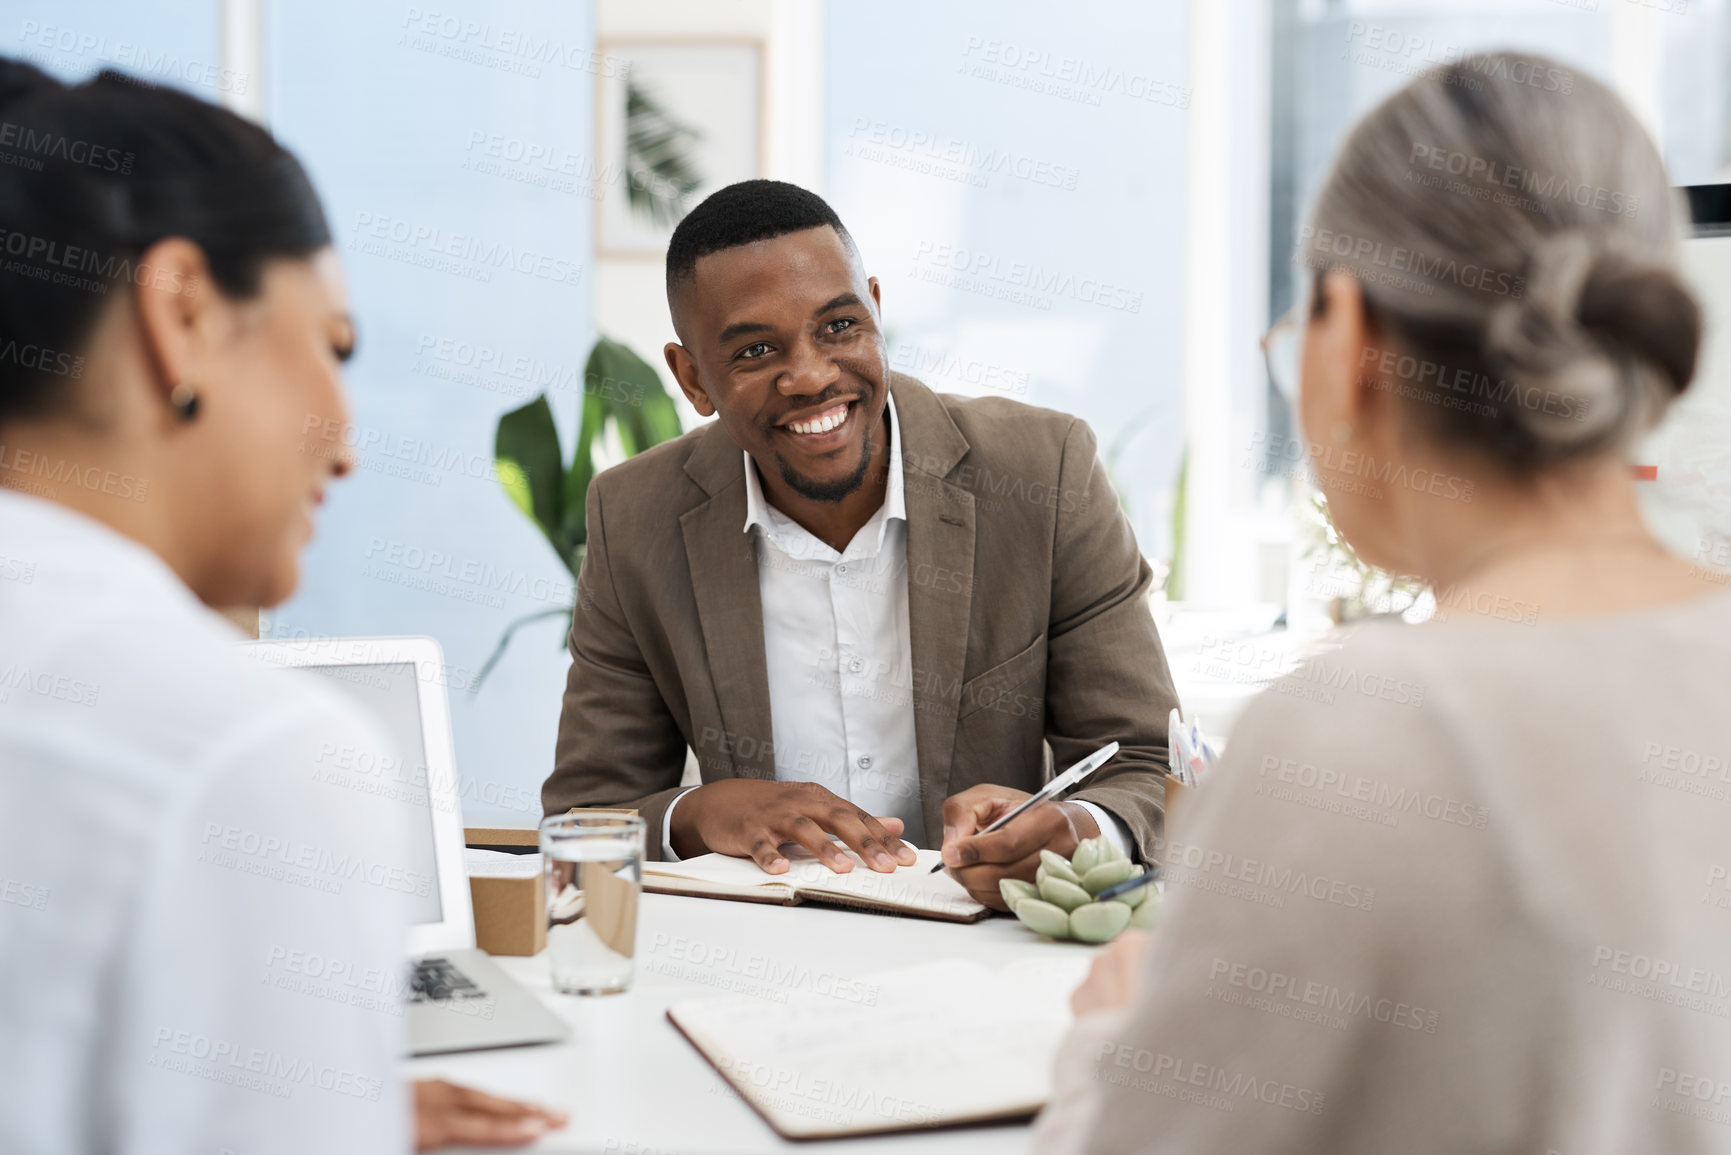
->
[[956, 633, 1048, 721]]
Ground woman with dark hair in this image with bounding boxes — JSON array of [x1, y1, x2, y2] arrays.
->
[[1035, 53, 1730, 1154], [0, 60, 563, 1152]]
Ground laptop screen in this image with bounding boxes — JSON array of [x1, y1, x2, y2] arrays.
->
[[303, 661, 445, 926]]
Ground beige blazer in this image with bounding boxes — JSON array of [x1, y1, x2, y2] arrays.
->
[[542, 374, 1179, 859]]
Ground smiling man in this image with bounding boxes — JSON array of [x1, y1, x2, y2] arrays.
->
[[542, 180, 1180, 909]]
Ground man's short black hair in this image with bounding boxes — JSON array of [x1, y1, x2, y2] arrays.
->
[[665, 179, 853, 301]]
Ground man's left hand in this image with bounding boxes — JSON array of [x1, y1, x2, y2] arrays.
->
[[939, 784, 1099, 910]]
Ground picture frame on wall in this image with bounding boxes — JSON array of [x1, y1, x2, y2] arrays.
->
[[596, 39, 765, 258]]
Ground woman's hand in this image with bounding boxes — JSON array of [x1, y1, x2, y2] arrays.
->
[[414, 1079, 568, 1150], [1071, 931, 1152, 1017]]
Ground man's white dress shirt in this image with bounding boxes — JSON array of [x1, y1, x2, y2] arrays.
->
[[663, 397, 1127, 856], [0, 490, 411, 1155]]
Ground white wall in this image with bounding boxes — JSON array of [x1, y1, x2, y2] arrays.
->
[[822, 0, 1194, 571], [593, 0, 823, 431], [264, 0, 597, 826]]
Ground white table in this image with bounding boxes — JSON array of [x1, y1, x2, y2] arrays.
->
[[406, 892, 1099, 1154]]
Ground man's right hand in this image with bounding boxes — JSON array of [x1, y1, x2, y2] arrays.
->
[[669, 779, 918, 874]]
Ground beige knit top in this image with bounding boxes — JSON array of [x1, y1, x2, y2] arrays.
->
[[1035, 589, 1731, 1154]]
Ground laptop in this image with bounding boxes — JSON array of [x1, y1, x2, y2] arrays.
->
[[242, 635, 571, 1056]]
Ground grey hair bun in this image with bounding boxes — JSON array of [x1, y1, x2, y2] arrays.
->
[[1482, 230, 1702, 454], [1307, 51, 1702, 474]]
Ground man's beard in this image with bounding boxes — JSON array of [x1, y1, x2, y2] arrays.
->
[[775, 414, 875, 503]]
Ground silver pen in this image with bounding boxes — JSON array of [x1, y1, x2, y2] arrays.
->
[[930, 741, 1121, 873]]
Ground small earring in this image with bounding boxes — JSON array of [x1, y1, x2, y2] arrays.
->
[[170, 382, 200, 423], [1331, 422, 1353, 446]]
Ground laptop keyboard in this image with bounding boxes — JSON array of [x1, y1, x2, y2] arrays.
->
[[408, 956, 487, 1003]]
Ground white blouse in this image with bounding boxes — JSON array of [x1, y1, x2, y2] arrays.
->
[[0, 489, 413, 1154]]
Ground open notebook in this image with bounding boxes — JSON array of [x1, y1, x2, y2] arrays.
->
[[669, 956, 1088, 1140], [641, 846, 989, 923]]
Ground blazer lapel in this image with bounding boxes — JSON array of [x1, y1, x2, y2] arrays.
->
[[680, 425, 776, 779], [893, 376, 976, 840], [675, 377, 976, 810]]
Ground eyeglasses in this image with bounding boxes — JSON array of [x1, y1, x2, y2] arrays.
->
[[1259, 298, 1307, 403]]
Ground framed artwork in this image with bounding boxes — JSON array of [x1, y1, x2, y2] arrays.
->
[[596, 39, 765, 257]]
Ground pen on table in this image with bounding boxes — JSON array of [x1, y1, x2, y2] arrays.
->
[[931, 740, 1121, 873]]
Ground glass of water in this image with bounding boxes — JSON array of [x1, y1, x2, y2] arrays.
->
[[538, 811, 644, 996]]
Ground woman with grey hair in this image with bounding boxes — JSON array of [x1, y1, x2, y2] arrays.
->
[[1034, 52, 1729, 1154]]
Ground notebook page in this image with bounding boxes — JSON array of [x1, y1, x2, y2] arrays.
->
[[784, 849, 986, 919], [670, 959, 1072, 1138], [645, 847, 986, 919], [642, 852, 801, 889]]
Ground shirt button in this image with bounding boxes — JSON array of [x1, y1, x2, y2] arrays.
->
[[848, 657, 864, 673], [857, 755, 873, 770], [836, 563, 849, 575]]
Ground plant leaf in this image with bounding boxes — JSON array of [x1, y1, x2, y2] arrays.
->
[[560, 451, 596, 563], [558, 337, 685, 559], [496, 458, 534, 519], [586, 337, 669, 455], [494, 394, 568, 558], [624, 76, 703, 227], [560, 383, 609, 558]]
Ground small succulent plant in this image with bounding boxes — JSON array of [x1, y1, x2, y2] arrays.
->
[[999, 837, 1161, 943]]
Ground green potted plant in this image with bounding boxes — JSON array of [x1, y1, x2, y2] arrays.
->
[[474, 77, 701, 689], [475, 337, 684, 689]]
